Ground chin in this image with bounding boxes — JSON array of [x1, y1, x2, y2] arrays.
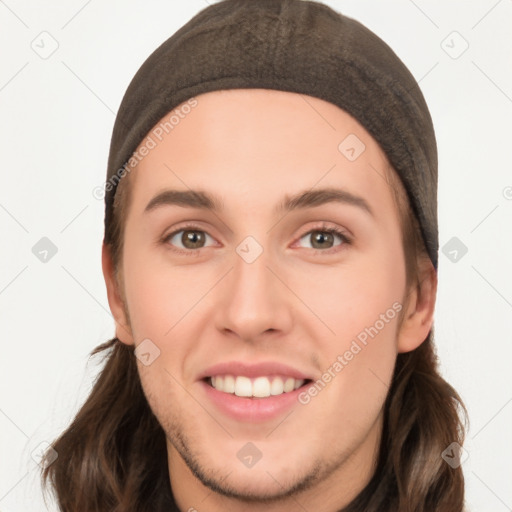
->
[[196, 464, 318, 502]]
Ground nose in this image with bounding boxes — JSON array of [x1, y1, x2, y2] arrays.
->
[[214, 244, 293, 343]]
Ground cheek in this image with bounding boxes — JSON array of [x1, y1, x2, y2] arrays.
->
[[302, 291, 399, 439], [293, 244, 405, 351], [123, 275, 176, 342], [121, 243, 201, 343], [294, 242, 404, 414]]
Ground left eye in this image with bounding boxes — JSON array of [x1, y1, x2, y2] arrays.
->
[[297, 228, 349, 250], [166, 229, 215, 250]]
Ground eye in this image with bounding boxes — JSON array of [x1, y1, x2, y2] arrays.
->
[[296, 226, 351, 251], [163, 225, 216, 253]]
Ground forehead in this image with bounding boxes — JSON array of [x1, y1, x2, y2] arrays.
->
[[124, 88, 396, 218]]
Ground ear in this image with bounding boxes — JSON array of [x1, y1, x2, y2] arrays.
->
[[397, 258, 437, 353], [101, 242, 134, 345]]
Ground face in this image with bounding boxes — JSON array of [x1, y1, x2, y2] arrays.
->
[[104, 89, 434, 509]]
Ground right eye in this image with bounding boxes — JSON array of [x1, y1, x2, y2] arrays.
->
[[163, 225, 217, 254]]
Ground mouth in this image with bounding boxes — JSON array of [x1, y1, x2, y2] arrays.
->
[[198, 361, 315, 420], [204, 375, 313, 399]]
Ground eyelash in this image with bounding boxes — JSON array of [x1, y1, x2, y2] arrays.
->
[[161, 222, 352, 256]]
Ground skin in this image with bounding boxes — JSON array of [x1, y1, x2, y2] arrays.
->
[[102, 89, 437, 512]]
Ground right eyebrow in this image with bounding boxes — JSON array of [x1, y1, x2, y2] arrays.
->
[[144, 189, 224, 214]]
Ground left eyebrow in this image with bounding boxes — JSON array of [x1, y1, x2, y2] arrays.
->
[[143, 186, 374, 218], [277, 187, 374, 218]]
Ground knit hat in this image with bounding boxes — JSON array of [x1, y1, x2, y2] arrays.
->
[[103, 0, 438, 270]]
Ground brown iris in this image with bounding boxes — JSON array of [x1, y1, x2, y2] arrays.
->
[[310, 231, 334, 249], [181, 230, 206, 249]]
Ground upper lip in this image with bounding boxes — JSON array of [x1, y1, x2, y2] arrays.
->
[[198, 361, 313, 381]]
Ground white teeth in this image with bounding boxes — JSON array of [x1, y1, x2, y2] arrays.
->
[[210, 375, 305, 397], [223, 375, 235, 394], [253, 377, 271, 398], [234, 376, 252, 397], [283, 377, 295, 393], [270, 377, 284, 396]]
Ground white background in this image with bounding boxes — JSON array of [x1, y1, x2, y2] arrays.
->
[[1, 1, 511, 511]]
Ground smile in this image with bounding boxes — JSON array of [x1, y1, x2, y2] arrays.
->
[[208, 375, 307, 398], [198, 361, 314, 421]]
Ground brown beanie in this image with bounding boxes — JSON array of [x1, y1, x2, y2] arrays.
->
[[103, 0, 439, 270]]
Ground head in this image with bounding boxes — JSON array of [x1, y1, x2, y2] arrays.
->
[[100, 87, 461, 509], [41, 1, 467, 511]]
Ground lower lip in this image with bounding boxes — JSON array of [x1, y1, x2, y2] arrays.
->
[[199, 380, 308, 422]]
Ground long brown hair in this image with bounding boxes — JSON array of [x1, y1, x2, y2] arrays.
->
[[41, 163, 468, 511]]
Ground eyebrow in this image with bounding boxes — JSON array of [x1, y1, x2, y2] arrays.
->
[[144, 189, 222, 213], [144, 187, 374, 218]]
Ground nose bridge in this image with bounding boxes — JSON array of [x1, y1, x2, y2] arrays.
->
[[215, 239, 292, 339]]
